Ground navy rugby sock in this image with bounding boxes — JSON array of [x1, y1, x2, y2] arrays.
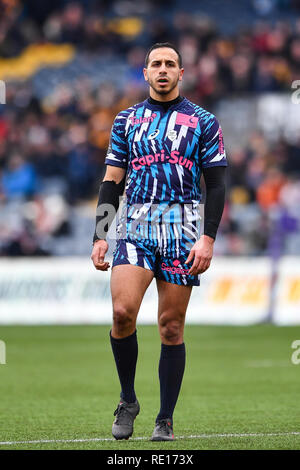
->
[[110, 330, 138, 404], [156, 343, 186, 421]]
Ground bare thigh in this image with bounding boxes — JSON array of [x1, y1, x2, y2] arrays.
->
[[110, 264, 154, 338], [156, 279, 193, 345]]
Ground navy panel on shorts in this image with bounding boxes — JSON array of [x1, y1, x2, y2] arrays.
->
[[112, 238, 200, 287]]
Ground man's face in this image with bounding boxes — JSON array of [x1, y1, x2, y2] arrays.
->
[[143, 47, 184, 98]]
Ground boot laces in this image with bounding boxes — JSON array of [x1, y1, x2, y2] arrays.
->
[[113, 403, 133, 424], [157, 419, 172, 432]]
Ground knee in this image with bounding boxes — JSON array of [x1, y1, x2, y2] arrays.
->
[[113, 304, 135, 334], [159, 312, 185, 344]]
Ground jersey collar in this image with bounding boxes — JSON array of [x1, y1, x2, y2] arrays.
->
[[145, 96, 186, 113]]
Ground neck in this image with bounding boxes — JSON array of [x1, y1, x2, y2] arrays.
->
[[148, 94, 183, 111], [149, 88, 180, 102], [148, 95, 181, 104]]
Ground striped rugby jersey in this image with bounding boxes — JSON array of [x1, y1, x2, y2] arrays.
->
[[105, 97, 227, 206]]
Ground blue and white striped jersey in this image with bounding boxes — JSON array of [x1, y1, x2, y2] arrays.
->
[[105, 97, 227, 205]]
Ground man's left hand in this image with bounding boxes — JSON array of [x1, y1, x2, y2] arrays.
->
[[185, 235, 214, 275]]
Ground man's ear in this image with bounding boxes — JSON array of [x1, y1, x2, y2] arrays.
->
[[179, 68, 184, 81], [143, 68, 148, 82]]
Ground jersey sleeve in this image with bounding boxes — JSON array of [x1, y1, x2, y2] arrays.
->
[[200, 115, 228, 168], [105, 113, 128, 169]]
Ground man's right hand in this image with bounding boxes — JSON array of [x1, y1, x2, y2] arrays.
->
[[91, 239, 110, 271]]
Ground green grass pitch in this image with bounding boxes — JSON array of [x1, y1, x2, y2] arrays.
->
[[0, 324, 300, 450]]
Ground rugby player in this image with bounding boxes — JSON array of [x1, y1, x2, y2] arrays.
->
[[91, 43, 227, 441]]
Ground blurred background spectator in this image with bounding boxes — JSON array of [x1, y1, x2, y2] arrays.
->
[[0, 0, 300, 257]]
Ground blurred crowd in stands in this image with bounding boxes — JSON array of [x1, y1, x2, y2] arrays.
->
[[0, 0, 300, 256]]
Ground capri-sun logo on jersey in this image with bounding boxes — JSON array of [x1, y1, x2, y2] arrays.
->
[[132, 149, 194, 171]]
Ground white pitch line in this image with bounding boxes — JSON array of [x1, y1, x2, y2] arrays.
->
[[1, 432, 300, 446]]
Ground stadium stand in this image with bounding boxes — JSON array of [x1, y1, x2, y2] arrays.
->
[[0, 0, 300, 257]]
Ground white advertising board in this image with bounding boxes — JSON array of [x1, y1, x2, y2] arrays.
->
[[273, 257, 300, 325], [0, 257, 274, 325]]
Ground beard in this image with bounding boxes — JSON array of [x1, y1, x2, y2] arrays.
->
[[148, 77, 179, 96]]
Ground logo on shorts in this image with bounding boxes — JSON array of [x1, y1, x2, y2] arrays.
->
[[161, 260, 189, 275]]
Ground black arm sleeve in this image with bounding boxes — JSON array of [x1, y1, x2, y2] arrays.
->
[[93, 178, 126, 243], [202, 166, 226, 240]]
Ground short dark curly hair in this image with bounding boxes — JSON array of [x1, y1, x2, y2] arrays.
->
[[144, 42, 183, 68]]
